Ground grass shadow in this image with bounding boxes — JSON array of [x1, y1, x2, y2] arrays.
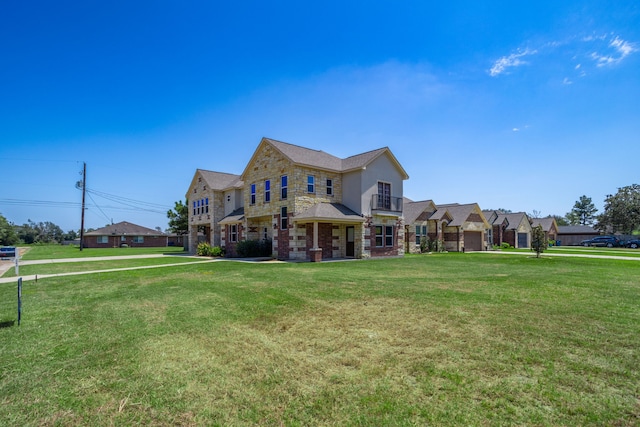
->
[[0, 319, 16, 328]]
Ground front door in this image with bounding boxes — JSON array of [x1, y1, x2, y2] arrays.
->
[[346, 226, 355, 257]]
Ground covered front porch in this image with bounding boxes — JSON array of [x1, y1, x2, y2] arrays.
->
[[292, 203, 365, 262]]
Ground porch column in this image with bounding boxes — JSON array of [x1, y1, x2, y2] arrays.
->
[[313, 221, 319, 249], [310, 221, 322, 262]]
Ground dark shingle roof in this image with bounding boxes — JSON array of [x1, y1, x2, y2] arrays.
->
[[262, 138, 408, 178], [439, 203, 487, 227], [198, 170, 243, 190], [218, 207, 245, 225], [531, 217, 556, 232], [558, 225, 599, 234], [403, 199, 435, 224], [85, 221, 165, 236], [293, 203, 365, 222]]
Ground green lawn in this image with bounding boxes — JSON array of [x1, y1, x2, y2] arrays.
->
[[16, 244, 187, 260], [1, 256, 208, 279], [1, 253, 639, 425]]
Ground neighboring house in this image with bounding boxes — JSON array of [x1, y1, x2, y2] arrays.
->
[[439, 203, 490, 251], [557, 225, 600, 246], [492, 212, 533, 248], [403, 198, 452, 253], [84, 221, 167, 248], [531, 217, 559, 244], [186, 170, 243, 253], [190, 137, 409, 261], [482, 210, 510, 248]]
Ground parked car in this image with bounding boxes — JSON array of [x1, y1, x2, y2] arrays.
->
[[626, 239, 640, 249], [580, 236, 620, 248], [0, 246, 16, 258]]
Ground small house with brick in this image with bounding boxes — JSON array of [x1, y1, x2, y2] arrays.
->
[[483, 210, 510, 247], [491, 212, 533, 248], [531, 217, 559, 244], [84, 221, 167, 248], [439, 203, 490, 251], [403, 198, 452, 253]]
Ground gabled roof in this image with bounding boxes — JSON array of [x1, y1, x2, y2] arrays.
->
[[439, 203, 489, 228], [86, 221, 165, 236], [293, 203, 365, 223], [241, 137, 409, 180], [186, 169, 243, 197], [531, 217, 558, 232], [403, 198, 437, 224], [496, 212, 531, 230]]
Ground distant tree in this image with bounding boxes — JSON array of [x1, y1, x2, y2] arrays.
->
[[566, 195, 598, 226], [552, 215, 569, 226], [167, 200, 189, 235], [596, 184, 640, 234], [530, 224, 547, 258], [0, 213, 19, 245], [63, 230, 78, 241], [491, 208, 513, 214], [528, 209, 542, 218], [17, 220, 64, 244]]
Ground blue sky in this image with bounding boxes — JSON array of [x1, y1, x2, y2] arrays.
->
[[1, 1, 639, 232]]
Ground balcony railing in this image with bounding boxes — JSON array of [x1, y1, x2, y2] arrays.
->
[[371, 194, 403, 213]]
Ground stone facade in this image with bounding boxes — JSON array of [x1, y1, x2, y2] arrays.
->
[[188, 138, 408, 261]]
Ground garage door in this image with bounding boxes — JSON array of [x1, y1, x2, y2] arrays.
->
[[464, 231, 483, 251], [517, 232, 528, 248]]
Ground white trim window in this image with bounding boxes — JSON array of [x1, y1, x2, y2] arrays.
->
[[250, 184, 256, 205], [375, 225, 394, 247], [385, 226, 393, 247], [326, 178, 333, 196], [230, 224, 238, 242], [133, 236, 144, 244], [97, 236, 108, 244], [375, 226, 383, 247]]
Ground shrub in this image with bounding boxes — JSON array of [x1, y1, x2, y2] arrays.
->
[[236, 239, 272, 258], [196, 242, 212, 256], [210, 246, 224, 257], [500, 242, 512, 249]]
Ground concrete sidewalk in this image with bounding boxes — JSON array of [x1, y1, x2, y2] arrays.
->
[[0, 257, 218, 284]]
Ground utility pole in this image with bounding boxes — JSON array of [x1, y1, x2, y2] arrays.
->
[[79, 162, 86, 251]]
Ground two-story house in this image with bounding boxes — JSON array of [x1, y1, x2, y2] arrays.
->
[[186, 170, 243, 253], [188, 137, 409, 261]]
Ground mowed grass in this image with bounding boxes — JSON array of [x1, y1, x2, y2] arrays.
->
[[1, 254, 639, 426], [17, 244, 187, 260], [1, 256, 210, 278]]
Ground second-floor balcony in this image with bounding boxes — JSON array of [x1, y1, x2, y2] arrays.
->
[[371, 194, 403, 214]]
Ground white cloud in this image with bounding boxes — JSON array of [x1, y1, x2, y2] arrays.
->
[[563, 77, 573, 85], [489, 49, 537, 77], [590, 36, 636, 67], [490, 34, 637, 80]]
